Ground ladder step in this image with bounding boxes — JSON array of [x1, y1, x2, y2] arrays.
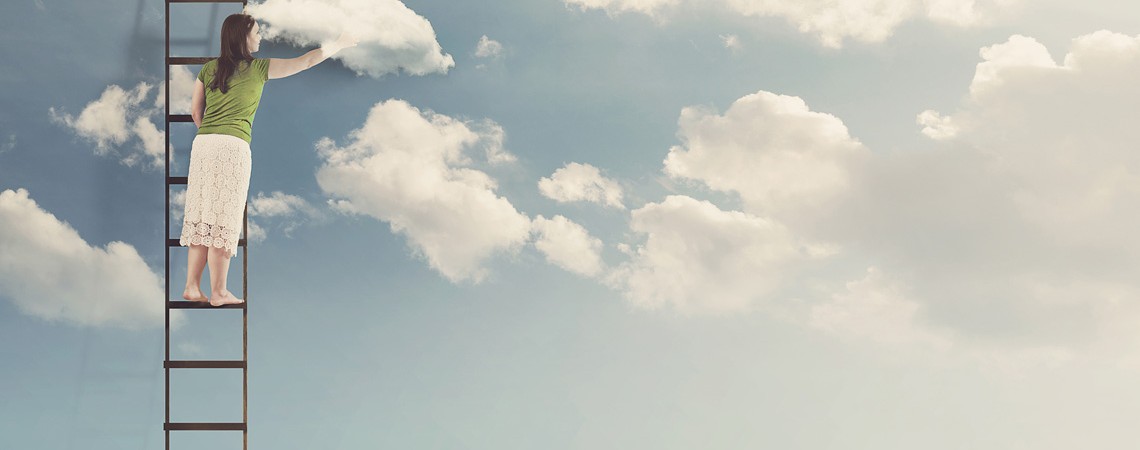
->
[[168, 238, 246, 247], [169, 57, 214, 65], [168, 300, 245, 309], [169, 114, 193, 123], [169, 176, 188, 185], [165, 360, 245, 369], [164, 422, 245, 431]]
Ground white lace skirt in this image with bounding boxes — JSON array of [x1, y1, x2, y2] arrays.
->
[[179, 133, 252, 258]]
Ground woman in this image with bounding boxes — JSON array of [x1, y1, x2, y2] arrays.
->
[[180, 13, 357, 306]]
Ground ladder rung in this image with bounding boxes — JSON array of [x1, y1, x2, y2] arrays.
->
[[169, 57, 214, 65], [169, 176, 188, 185], [165, 360, 245, 369], [168, 38, 213, 45], [168, 238, 246, 247], [168, 300, 245, 309], [164, 422, 245, 431], [169, 114, 193, 123]]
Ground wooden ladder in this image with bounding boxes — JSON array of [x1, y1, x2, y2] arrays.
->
[[164, 1, 250, 449]]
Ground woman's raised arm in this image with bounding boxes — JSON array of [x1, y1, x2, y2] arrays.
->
[[267, 31, 359, 80]]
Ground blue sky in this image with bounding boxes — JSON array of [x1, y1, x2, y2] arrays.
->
[[4, 0, 1140, 448]]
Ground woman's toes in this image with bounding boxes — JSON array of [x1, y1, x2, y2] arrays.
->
[[183, 290, 208, 302], [209, 292, 245, 306]]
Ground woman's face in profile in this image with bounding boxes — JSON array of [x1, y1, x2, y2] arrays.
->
[[247, 22, 262, 53]]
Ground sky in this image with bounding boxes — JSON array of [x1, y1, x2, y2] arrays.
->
[[3, 0, 1140, 448]]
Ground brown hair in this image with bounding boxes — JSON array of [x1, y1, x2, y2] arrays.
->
[[208, 14, 256, 94]]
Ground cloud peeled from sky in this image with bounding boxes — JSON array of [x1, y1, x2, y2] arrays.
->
[[315, 99, 531, 283], [246, 0, 455, 77], [566, 0, 1018, 47], [0, 188, 184, 330], [538, 162, 625, 209]]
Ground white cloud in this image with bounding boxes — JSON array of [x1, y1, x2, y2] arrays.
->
[[156, 65, 195, 114], [538, 162, 625, 209], [808, 267, 1078, 378], [720, 33, 742, 51], [50, 82, 170, 171], [810, 267, 954, 351], [246, 0, 454, 78], [634, 34, 1140, 371], [248, 191, 322, 240], [566, 0, 1018, 47], [249, 191, 318, 218], [315, 99, 531, 282], [471, 119, 515, 164], [1, 134, 14, 154], [565, 0, 679, 17], [915, 109, 958, 139], [172, 189, 320, 243], [531, 215, 605, 277], [474, 35, 503, 59], [919, 31, 1140, 264], [608, 195, 814, 315], [663, 90, 868, 221], [0, 188, 184, 330]]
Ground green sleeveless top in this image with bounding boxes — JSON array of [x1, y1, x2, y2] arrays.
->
[[196, 58, 270, 144]]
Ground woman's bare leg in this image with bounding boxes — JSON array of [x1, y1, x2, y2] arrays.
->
[[207, 246, 244, 306], [183, 244, 209, 302]]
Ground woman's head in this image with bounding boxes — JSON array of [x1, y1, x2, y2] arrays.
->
[[220, 13, 259, 58], [209, 14, 262, 94]]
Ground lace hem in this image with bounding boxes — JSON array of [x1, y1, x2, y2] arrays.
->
[[180, 220, 241, 258]]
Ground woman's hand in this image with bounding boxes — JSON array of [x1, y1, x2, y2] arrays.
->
[[320, 31, 359, 57], [334, 31, 359, 51]]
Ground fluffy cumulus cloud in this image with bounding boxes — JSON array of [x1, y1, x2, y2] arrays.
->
[[157, 65, 195, 114], [246, 0, 454, 78], [531, 215, 605, 277], [538, 162, 625, 209], [664, 90, 868, 222], [315, 100, 531, 282], [608, 195, 817, 315], [50, 82, 170, 170], [0, 188, 184, 330], [566, 0, 1017, 47], [637, 31, 1140, 370]]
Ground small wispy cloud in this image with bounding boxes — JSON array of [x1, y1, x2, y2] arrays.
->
[[538, 162, 625, 209], [475, 35, 503, 59], [720, 34, 741, 51], [0, 134, 14, 154]]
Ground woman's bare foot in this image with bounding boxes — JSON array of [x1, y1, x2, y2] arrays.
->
[[183, 287, 208, 302], [209, 290, 244, 307]]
